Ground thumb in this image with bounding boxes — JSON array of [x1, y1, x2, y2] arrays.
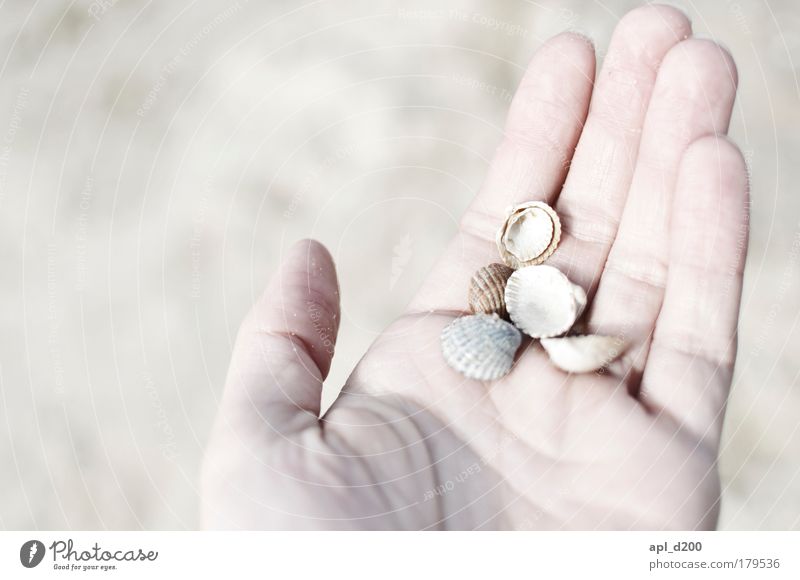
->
[[223, 239, 340, 428]]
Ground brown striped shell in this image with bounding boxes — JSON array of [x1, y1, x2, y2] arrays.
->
[[467, 263, 514, 318]]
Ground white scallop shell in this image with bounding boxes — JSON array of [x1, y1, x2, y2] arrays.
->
[[440, 314, 522, 380], [541, 335, 626, 373], [504, 265, 586, 338], [496, 201, 561, 269]]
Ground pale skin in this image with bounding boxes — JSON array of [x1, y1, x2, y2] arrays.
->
[[202, 5, 749, 529]]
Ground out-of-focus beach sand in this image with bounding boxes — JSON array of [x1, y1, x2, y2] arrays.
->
[[0, 0, 798, 529]]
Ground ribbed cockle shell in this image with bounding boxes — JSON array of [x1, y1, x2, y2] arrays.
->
[[440, 313, 522, 380], [468, 263, 514, 318], [496, 201, 561, 269], [504, 265, 586, 338], [540, 335, 626, 373]]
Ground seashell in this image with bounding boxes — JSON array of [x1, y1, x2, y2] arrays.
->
[[468, 263, 514, 318], [496, 201, 561, 269], [541, 334, 626, 373], [440, 313, 522, 380], [505, 265, 587, 338]]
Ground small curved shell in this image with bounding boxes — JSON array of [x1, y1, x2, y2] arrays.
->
[[541, 335, 626, 373], [468, 263, 514, 318], [496, 201, 561, 268], [505, 265, 586, 338], [440, 314, 522, 380]]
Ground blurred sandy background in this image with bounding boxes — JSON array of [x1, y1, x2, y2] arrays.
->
[[0, 0, 797, 529]]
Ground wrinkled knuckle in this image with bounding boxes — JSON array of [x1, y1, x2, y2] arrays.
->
[[560, 209, 618, 246], [605, 253, 669, 290], [459, 206, 502, 244], [592, 68, 649, 132], [506, 94, 576, 155]]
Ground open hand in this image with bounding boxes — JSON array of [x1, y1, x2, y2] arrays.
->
[[202, 4, 748, 530]]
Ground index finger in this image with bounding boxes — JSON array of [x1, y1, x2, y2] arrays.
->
[[409, 31, 595, 314]]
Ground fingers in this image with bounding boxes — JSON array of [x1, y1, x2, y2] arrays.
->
[[220, 239, 340, 432], [642, 136, 749, 445], [203, 240, 342, 529], [409, 31, 595, 313], [588, 39, 738, 389], [464, 31, 596, 233], [548, 4, 692, 293]]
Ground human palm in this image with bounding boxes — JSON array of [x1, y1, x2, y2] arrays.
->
[[202, 5, 748, 530]]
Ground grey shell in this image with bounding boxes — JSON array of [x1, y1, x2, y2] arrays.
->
[[440, 313, 522, 380]]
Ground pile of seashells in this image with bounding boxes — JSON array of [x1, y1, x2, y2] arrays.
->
[[441, 201, 625, 380]]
